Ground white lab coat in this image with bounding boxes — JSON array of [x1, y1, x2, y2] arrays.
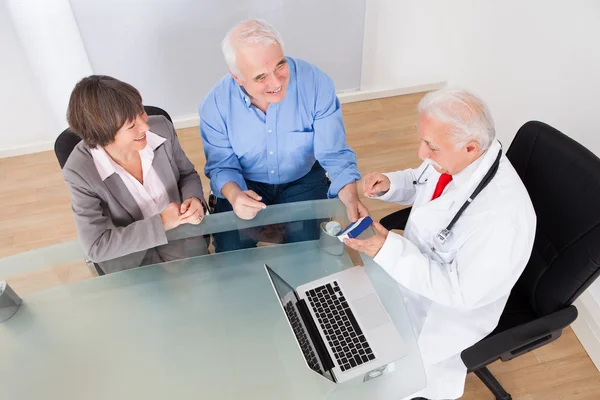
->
[[372, 140, 536, 400]]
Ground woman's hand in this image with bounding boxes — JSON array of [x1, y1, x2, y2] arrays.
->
[[160, 202, 183, 231], [180, 197, 205, 225]]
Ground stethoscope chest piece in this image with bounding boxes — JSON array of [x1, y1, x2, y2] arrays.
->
[[435, 228, 452, 243]]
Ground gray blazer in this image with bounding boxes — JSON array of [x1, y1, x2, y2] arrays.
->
[[62, 115, 207, 274]]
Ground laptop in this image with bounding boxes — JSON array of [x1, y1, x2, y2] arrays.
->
[[264, 264, 406, 383]]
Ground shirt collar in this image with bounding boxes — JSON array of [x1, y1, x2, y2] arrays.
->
[[452, 139, 502, 189], [237, 85, 252, 108], [89, 131, 166, 181], [143, 130, 166, 154]]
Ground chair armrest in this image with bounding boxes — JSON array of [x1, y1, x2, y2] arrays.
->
[[380, 207, 412, 230], [461, 305, 578, 371]]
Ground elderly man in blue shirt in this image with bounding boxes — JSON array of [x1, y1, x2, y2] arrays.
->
[[200, 19, 367, 252]]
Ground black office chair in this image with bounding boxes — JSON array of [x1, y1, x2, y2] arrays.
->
[[380, 205, 412, 232], [381, 121, 600, 399], [54, 106, 173, 275]]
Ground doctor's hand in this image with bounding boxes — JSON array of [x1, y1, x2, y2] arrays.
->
[[344, 221, 389, 258], [180, 197, 205, 225], [231, 190, 267, 220], [362, 172, 390, 198], [338, 182, 370, 222]]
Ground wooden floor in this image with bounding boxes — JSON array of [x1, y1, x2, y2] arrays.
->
[[1, 93, 599, 399]]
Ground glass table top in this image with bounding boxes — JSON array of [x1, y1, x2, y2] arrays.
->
[[0, 199, 425, 399]]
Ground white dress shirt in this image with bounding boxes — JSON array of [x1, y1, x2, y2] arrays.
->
[[90, 131, 170, 219]]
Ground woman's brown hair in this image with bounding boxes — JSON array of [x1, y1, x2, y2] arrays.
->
[[66, 75, 144, 148]]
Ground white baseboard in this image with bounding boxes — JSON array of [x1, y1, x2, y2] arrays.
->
[[337, 81, 446, 104], [172, 114, 201, 130], [572, 291, 600, 372], [1, 82, 446, 158], [0, 140, 55, 158]]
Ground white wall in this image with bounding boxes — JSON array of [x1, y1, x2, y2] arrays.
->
[[0, 2, 58, 156], [362, 0, 600, 360], [69, 0, 366, 118], [7, 0, 93, 132], [362, 0, 600, 149], [1, 0, 366, 157], [1, 0, 93, 158]]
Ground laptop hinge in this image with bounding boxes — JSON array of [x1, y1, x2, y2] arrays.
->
[[296, 299, 335, 372]]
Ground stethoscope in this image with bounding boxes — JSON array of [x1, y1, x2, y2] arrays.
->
[[413, 164, 431, 185], [416, 147, 503, 244]]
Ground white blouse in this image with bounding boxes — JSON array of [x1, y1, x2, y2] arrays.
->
[[90, 131, 170, 219]]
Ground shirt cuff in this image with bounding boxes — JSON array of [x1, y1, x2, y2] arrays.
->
[[212, 170, 248, 198], [327, 167, 361, 198], [373, 231, 405, 272], [373, 172, 401, 202]]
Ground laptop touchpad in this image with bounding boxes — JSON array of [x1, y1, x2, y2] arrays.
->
[[351, 294, 390, 331]]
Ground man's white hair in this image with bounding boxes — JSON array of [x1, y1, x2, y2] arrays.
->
[[418, 88, 496, 151], [222, 19, 285, 77]]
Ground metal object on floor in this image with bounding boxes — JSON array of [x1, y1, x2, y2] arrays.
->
[[0, 281, 22, 322]]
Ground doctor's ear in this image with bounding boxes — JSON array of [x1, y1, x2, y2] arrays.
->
[[465, 140, 480, 154]]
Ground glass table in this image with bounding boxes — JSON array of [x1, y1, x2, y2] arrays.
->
[[0, 199, 425, 399]]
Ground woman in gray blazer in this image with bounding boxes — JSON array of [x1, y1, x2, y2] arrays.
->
[[63, 75, 208, 274]]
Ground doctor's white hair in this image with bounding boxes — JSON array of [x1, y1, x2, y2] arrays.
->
[[417, 88, 496, 151], [222, 19, 285, 77]]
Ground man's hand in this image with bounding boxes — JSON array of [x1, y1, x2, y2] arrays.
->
[[338, 182, 370, 222], [344, 221, 389, 258], [231, 190, 266, 220], [221, 182, 267, 220], [160, 202, 183, 231], [180, 197, 205, 225], [362, 172, 391, 198]]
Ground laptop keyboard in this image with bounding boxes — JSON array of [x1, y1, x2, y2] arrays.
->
[[284, 301, 321, 373], [306, 281, 375, 372]]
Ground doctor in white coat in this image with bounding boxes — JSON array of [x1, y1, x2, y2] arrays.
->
[[345, 88, 536, 400]]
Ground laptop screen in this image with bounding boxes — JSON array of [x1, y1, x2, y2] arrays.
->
[[264, 265, 334, 381], [265, 264, 297, 305]]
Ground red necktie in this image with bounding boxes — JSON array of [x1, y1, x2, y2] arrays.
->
[[431, 173, 453, 200]]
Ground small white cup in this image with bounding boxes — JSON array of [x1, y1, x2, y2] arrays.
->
[[319, 221, 344, 256]]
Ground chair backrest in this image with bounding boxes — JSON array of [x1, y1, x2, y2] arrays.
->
[[54, 129, 83, 169], [507, 121, 600, 317], [54, 105, 173, 169], [142, 106, 172, 123]]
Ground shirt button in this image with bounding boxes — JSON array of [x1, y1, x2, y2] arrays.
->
[[269, 151, 273, 155], [268, 129, 272, 133], [271, 170, 275, 174]]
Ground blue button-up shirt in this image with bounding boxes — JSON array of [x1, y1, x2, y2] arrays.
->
[[199, 57, 360, 198]]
